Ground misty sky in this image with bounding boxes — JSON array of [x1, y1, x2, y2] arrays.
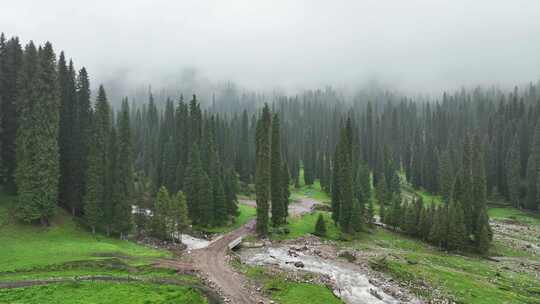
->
[[3, 0, 540, 95]]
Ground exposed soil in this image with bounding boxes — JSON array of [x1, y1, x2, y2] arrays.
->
[[239, 197, 317, 217], [191, 219, 267, 304]]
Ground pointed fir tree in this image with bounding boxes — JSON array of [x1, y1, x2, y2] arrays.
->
[[75, 67, 92, 213], [438, 148, 454, 204], [104, 125, 118, 236], [314, 213, 327, 237], [151, 186, 171, 240], [239, 109, 250, 183], [526, 119, 540, 210], [113, 99, 134, 239], [376, 173, 389, 222], [472, 134, 488, 238], [428, 206, 447, 248], [337, 127, 354, 233], [0, 36, 23, 194], [15, 42, 60, 225], [224, 167, 240, 217], [350, 198, 364, 233], [402, 201, 417, 236], [255, 104, 271, 236], [83, 85, 110, 233], [171, 191, 190, 240], [506, 134, 522, 208], [199, 171, 214, 227], [461, 133, 474, 233], [210, 152, 227, 226], [271, 114, 285, 226], [184, 144, 203, 224], [83, 124, 103, 234], [447, 200, 467, 251], [58, 53, 78, 214], [282, 162, 291, 218]]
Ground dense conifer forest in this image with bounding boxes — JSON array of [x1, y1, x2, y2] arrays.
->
[[2, 33, 540, 255]]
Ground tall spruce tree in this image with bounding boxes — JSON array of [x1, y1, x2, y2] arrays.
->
[[526, 119, 540, 210], [74, 68, 92, 212], [447, 200, 467, 251], [171, 191, 190, 240], [0, 36, 22, 193], [475, 206, 493, 254], [506, 134, 522, 208], [151, 186, 171, 240], [334, 121, 355, 233], [461, 133, 474, 233], [281, 162, 291, 218], [184, 144, 203, 224], [85, 85, 111, 234], [15, 42, 60, 225], [255, 104, 271, 236], [472, 134, 488, 238], [438, 148, 454, 203], [210, 150, 227, 226], [113, 99, 134, 239], [271, 114, 285, 226], [239, 109, 250, 182]]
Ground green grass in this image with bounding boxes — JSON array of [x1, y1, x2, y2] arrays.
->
[[488, 207, 540, 225], [0, 260, 198, 283], [291, 169, 330, 203], [195, 204, 256, 234], [273, 211, 340, 240], [238, 264, 342, 304], [401, 183, 442, 205], [0, 192, 210, 303], [0, 198, 167, 273], [0, 281, 207, 304], [351, 228, 540, 304], [415, 189, 443, 205]]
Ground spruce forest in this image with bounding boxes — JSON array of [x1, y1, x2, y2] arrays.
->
[[1, 3, 540, 303]]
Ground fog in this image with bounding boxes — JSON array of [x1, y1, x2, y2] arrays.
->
[[3, 0, 540, 98]]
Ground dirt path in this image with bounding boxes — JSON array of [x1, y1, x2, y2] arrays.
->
[[191, 219, 265, 304], [239, 196, 317, 217], [163, 196, 318, 304]]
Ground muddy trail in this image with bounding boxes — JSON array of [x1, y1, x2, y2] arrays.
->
[[176, 197, 318, 304], [239, 196, 317, 217], [191, 219, 265, 304]]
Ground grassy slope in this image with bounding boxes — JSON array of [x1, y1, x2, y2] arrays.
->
[[273, 211, 339, 241], [0, 194, 167, 273], [489, 207, 540, 225], [0, 193, 208, 304], [356, 228, 540, 304], [290, 169, 330, 203], [0, 281, 206, 304]]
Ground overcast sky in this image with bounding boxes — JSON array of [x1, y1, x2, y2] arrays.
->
[[3, 0, 540, 95]]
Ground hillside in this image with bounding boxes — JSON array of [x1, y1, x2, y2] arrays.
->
[[0, 193, 212, 304]]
